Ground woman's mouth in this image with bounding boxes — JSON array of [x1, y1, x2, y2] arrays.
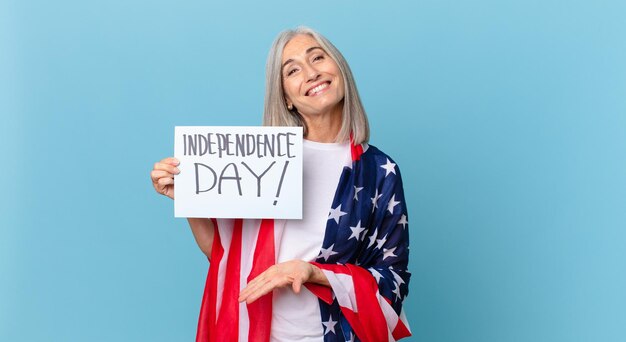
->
[[306, 81, 331, 96]]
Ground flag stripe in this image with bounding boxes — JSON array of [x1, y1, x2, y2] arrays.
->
[[323, 272, 358, 311], [350, 141, 363, 161], [215, 219, 243, 341], [392, 314, 411, 340], [378, 292, 401, 338], [246, 219, 275, 342], [196, 219, 223, 342]]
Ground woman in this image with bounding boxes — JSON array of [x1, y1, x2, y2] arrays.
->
[[151, 27, 411, 342]]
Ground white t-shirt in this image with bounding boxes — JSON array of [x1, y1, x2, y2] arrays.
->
[[270, 139, 352, 342]]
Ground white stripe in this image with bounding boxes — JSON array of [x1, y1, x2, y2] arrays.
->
[[378, 292, 413, 339], [322, 271, 358, 312], [238, 219, 261, 339], [273, 219, 286, 261], [377, 292, 399, 337], [398, 307, 411, 334], [215, 219, 234, 322], [388, 329, 395, 342]]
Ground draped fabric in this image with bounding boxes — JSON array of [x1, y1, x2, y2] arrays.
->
[[196, 142, 411, 342]]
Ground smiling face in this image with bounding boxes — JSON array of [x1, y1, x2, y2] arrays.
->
[[281, 34, 345, 119]]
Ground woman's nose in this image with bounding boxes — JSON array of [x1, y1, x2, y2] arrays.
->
[[304, 64, 321, 82]]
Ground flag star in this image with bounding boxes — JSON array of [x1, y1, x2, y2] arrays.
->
[[398, 214, 408, 229], [348, 220, 366, 241], [322, 315, 337, 335], [376, 234, 388, 250], [392, 281, 402, 301], [371, 189, 382, 211], [346, 332, 354, 342], [368, 228, 378, 248], [390, 268, 405, 285], [383, 246, 397, 260], [369, 268, 384, 283], [328, 204, 347, 224], [318, 244, 339, 261], [353, 186, 363, 201], [380, 158, 396, 177], [387, 194, 401, 214]]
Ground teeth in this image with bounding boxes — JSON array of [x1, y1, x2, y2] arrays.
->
[[308, 82, 329, 95]]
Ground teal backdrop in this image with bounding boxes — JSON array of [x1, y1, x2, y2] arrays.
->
[[1, 0, 625, 341]]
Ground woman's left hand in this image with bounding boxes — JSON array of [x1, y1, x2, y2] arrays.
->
[[238, 260, 328, 304]]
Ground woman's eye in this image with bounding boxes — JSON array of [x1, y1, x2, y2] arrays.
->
[[313, 55, 324, 62], [286, 68, 298, 76]]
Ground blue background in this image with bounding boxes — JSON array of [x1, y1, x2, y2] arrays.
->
[[2, 0, 625, 341]]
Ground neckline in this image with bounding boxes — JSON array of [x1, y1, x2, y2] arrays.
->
[[303, 139, 350, 151]]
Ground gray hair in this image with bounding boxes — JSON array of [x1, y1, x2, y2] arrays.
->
[[262, 26, 370, 144]]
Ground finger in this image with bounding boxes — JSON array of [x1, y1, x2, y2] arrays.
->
[[157, 176, 174, 187], [239, 283, 256, 302], [154, 162, 180, 175], [292, 277, 303, 294], [246, 265, 278, 290], [239, 274, 272, 302], [246, 278, 285, 304], [161, 157, 180, 166], [153, 162, 180, 175], [240, 264, 282, 302], [151, 170, 173, 183]]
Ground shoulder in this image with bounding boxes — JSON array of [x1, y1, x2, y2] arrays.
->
[[359, 143, 401, 169], [355, 143, 405, 188]]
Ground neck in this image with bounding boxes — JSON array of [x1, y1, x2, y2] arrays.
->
[[301, 104, 344, 143]]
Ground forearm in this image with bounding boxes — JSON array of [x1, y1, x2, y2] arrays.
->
[[186, 218, 215, 259], [308, 263, 330, 287]]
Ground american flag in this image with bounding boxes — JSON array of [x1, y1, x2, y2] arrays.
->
[[196, 142, 411, 342]]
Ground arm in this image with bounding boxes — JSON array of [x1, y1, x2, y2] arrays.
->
[[187, 218, 215, 259], [150, 157, 215, 259]]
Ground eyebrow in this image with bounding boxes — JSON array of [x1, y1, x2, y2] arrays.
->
[[282, 46, 325, 71]]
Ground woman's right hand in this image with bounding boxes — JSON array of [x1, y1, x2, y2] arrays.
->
[[150, 157, 180, 200]]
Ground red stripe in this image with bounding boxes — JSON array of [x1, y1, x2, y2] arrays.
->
[[310, 262, 352, 275], [392, 317, 411, 340], [350, 137, 364, 161], [197, 219, 224, 342], [246, 219, 275, 342], [215, 219, 243, 341], [303, 283, 333, 305]]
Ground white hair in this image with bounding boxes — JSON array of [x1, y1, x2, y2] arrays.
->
[[262, 26, 369, 144]]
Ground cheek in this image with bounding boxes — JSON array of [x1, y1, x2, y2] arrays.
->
[[283, 80, 299, 100], [329, 67, 344, 95], [335, 78, 346, 98]]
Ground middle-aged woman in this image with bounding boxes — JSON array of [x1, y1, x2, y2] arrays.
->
[[151, 27, 411, 342]]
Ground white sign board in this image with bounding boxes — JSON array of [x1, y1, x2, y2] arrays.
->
[[174, 126, 303, 219]]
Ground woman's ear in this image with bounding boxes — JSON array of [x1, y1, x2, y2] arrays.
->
[[286, 99, 294, 110]]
